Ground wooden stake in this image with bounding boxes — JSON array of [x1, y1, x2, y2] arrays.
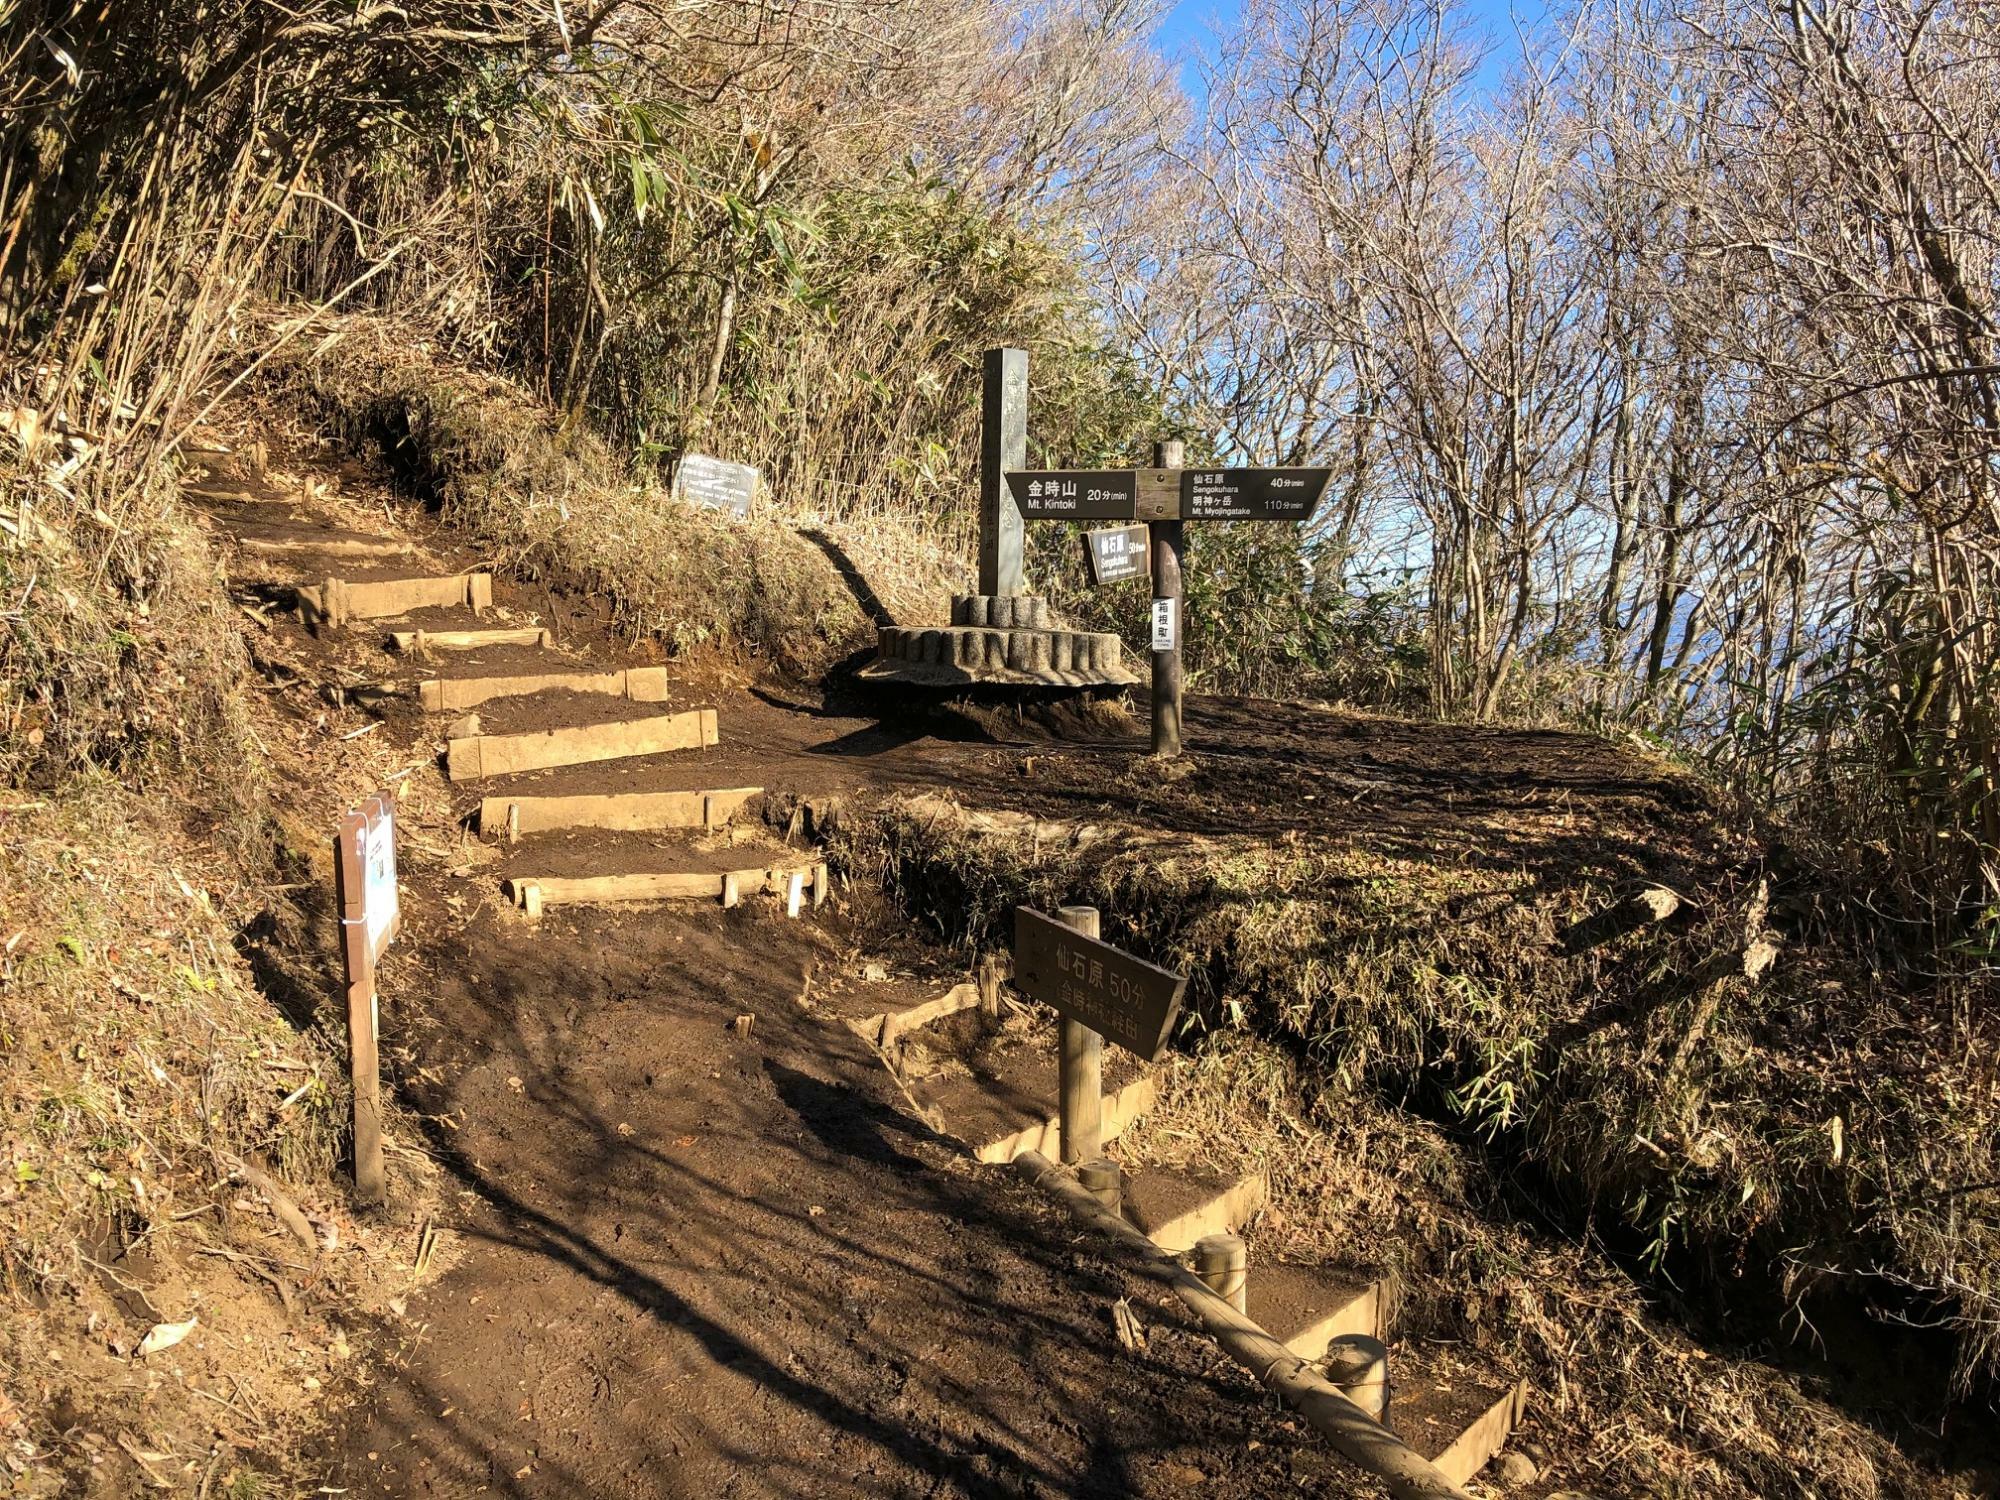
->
[[1078, 1158, 1124, 1212], [722, 871, 740, 909], [1056, 905, 1104, 1164], [1150, 439, 1185, 758], [1194, 1232, 1248, 1314], [812, 861, 829, 908], [786, 871, 805, 919], [333, 812, 385, 1208], [1324, 1335, 1391, 1421]]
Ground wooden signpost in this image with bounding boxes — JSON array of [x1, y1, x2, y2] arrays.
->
[[1013, 905, 1187, 1163], [335, 794, 401, 1207], [985, 349, 1331, 756]]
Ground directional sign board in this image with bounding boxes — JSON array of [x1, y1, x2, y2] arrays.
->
[[674, 452, 760, 519], [1006, 469, 1139, 520], [1084, 524, 1150, 585], [1183, 467, 1332, 520], [1012, 906, 1187, 1061], [1008, 467, 1332, 522], [337, 795, 401, 967]]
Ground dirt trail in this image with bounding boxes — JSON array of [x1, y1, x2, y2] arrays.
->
[[340, 904, 1363, 1499], [198, 441, 1390, 1498]]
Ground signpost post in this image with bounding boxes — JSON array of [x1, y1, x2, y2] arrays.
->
[[1012, 905, 1187, 1163], [1149, 439, 1186, 757], [334, 794, 401, 1208], [982, 349, 1332, 759]]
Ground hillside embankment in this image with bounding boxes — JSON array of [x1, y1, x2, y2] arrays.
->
[[2, 335, 1993, 1500]]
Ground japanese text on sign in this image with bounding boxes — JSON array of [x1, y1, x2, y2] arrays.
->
[[1085, 524, 1149, 585], [1012, 907, 1187, 1061], [674, 453, 760, 519]]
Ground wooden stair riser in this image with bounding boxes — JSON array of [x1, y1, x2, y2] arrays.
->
[[505, 860, 826, 913], [298, 572, 492, 627], [477, 787, 762, 840], [1131, 1172, 1269, 1255], [1426, 1381, 1529, 1489], [390, 628, 552, 654], [971, 1075, 1157, 1164], [419, 667, 669, 713], [446, 708, 718, 782]]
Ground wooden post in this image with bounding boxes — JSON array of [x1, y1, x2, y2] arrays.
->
[[977, 953, 1002, 1020], [979, 348, 1029, 597], [1195, 1232, 1248, 1313], [1324, 1335, 1392, 1421], [1078, 1158, 1123, 1211], [1056, 904, 1103, 1164], [1149, 439, 1185, 757], [334, 814, 386, 1208]]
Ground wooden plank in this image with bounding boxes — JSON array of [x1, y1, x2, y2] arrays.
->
[[505, 859, 820, 910], [1428, 1379, 1528, 1488], [390, 628, 552, 653], [971, 1074, 1156, 1165], [446, 707, 717, 782], [877, 982, 983, 1049], [239, 535, 410, 559], [476, 786, 761, 838], [297, 572, 491, 626], [418, 666, 669, 712]]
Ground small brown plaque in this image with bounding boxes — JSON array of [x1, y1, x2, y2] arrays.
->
[[1012, 906, 1187, 1061]]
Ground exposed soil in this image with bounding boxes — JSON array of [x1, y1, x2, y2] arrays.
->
[[337, 901, 1374, 1499], [161, 420, 1988, 1500]]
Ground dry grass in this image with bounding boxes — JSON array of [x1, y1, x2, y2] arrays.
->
[[0, 776, 430, 1495], [254, 310, 968, 678]]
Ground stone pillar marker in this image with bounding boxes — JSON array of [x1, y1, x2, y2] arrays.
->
[[978, 347, 1028, 597]]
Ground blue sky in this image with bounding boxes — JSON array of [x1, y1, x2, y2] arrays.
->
[[1152, 0, 1546, 98]]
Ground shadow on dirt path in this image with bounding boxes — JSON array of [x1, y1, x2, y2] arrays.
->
[[330, 898, 1371, 1499]]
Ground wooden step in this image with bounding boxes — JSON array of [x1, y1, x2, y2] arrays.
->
[[1389, 1343, 1528, 1488], [479, 786, 761, 840], [1121, 1167, 1267, 1254], [390, 627, 553, 654], [297, 572, 492, 627], [912, 1051, 1157, 1165], [1247, 1261, 1388, 1359], [419, 666, 668, 713], [240, 534, 410, 560], [446, 708, 718, 782], [505, 859, 826, 918]]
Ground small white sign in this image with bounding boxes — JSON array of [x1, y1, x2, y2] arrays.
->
[[1151, 598, 1177, 653], [362, 807, 399, 963]]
